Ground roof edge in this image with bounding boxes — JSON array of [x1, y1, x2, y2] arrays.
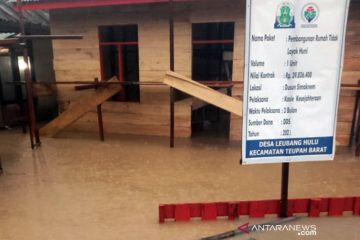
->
[[17, 0, 190, 11]]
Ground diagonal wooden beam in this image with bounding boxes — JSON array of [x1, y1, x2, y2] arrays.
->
[[163, 71, 243, 116], [40, 76, 121, 137]]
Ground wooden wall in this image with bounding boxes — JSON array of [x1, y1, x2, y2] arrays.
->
[[49, 0, 360, 144], [337, 3, 360, 145], [49, 0, 243, 137], [49, 3, 195, 136]]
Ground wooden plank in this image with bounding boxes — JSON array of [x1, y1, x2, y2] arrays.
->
[[341, 85, 360, 91], [66, 100, 192, 137], [163, 71, 243, 116], [39, 76, 121, 137], [74, 110, 191, 127], [338, 108, 354, 122], [337, 121, 352, 134], [340, 90, 357, 97], [344, 57, 360, 71], [100, 100, 191, 115], [68, 120, 191, 138], [339, 96, 356, 109], [341, 71, 360, 84], [336, 134, 350, 146]]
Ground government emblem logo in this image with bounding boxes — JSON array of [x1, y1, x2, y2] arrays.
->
[[301, 3, 319, 28], [274, 2, 295, 29]]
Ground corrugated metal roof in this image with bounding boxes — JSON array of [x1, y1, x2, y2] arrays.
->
[[0, 32, 15, 39], [6, 0, 191, 11], [8, 0, 42, 2], [0, 1, 48, 26]]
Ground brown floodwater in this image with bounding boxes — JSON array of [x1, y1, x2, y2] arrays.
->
[[0, 129, 359, 239]]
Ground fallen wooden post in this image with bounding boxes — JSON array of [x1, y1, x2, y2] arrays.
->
[[39, 76, 121, 137], [163, 71, 243, 117]]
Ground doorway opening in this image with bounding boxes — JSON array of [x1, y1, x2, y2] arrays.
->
[[99, 25, 140, 102], [191, 22, 235, 138]]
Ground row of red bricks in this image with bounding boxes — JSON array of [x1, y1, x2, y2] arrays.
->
[[159, 196, 360, 223]]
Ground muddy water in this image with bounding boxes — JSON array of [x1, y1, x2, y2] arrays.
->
[[0, 129, 359, 239]]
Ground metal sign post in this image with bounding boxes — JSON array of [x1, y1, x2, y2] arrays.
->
[[169, 0, 175, 148], [280, 162, 289, 217]]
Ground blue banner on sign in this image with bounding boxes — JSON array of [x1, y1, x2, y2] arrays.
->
[[246, 137, 333, 158]]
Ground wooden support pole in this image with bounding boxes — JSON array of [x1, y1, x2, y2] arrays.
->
[[350, 80, 360, 149], [95, 78, 105, 141], [23, 50, 36, 146], [97, 102, 105, 141], [17, 0, 40, 148], [169, 0, 175, 148]]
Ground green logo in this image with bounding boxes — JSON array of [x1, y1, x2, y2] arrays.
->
[[274, 2, 295, 29], [302, 3, 319, 23]]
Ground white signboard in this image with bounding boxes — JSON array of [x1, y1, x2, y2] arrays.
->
[[242, 0, 350, 164]]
